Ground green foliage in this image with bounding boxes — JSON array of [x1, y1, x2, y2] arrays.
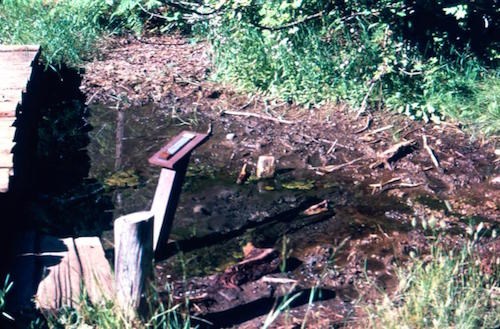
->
[[0, 275, 14, 322], [366, 245, 500, 328], [201, 0, 499, 133], [45, 285, 192, 329], [0, 0, 114, 67]]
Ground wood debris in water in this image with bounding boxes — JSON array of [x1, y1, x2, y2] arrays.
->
[[302, 200, 329, 216], [256, 155, 276, 179], [369, 139, 416, 170], [236, 162, 249, 184]]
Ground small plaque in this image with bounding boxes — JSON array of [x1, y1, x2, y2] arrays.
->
[[149, 131, 209, 169]]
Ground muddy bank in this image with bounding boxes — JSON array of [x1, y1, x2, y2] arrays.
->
[[78, 35, 499, 328]]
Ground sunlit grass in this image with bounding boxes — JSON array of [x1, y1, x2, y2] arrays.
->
[[0, 0, 111, 67], [365, 245, 500, 329]]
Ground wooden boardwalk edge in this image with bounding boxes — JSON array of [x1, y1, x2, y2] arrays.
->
[[9, 233, 114, 312]]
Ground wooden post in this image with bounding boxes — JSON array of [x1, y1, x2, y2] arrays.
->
[[147, 131, 210, 260], [114, 211, 154, 318], [151, 157, 189, 260]]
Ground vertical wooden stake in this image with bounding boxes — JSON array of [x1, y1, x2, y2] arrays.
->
[[151, 157, 189, 260], [114, 211, 153, 319]]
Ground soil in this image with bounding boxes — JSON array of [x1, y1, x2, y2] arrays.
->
[[81, 34, 499, 328]]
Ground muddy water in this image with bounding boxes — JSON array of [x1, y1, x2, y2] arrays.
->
[[84, 104, 423, 298]]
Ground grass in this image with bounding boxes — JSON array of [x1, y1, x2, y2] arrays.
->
[[365, 245, 500, 329], [0, 0, 111, 68], [206, 4, 500, 135], [42, 284, 193, 329]]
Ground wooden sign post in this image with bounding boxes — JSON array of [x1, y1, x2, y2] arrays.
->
[[148, 131, 209, 260]]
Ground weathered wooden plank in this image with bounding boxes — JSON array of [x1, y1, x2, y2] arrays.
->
[[0, 153, 13, 168], [36, 237, 83, 310], [0, 101, 18, 117], [115, 211, 154, 318], [0, 125, 16, 140], [0, 45, 40, 52], [74, 237, 114, 305], [0, 68, 33, 84], [0, 44, 39, 193], [0, 168, 10, 192], [0, 89, 23, 105], [0, 45, 40, 64]]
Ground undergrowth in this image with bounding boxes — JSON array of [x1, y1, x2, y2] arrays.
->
[[42, 284, 193, 329], [0, 0, 114, 68], [366, 228, 500, 329], [367, 248, 499, 328], [203, 0, 499, 134]]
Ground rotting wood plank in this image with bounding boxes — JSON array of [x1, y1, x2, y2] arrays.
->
[[74, 237, 115, 305], [36, 237, 82, 310]]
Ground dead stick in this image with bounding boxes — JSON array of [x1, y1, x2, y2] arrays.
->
[[422, 135, 441, 171], [378, 182, 422, 194], [369, 177, 401, 189], [354, 116, 372, 134], [365, 124, 394, 136], [222, 110, 294, 124], [313, 156, 365, 173], [327, 139, 338, 154]]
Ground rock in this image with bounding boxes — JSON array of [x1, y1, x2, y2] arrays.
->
[[256, 155, 276, 179], [226, 133, 236, 141], [490, 175, 500, 187]]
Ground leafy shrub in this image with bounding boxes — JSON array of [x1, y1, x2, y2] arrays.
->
[[201, 0, 499, 133]]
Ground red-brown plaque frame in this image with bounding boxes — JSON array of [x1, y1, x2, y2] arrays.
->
[[148, 131, 210, 169]]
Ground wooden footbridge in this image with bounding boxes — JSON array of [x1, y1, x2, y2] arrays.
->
[[1, 49, 210, 319], [0, 45, 40, 192]]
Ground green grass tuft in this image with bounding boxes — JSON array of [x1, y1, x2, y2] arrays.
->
[[366, 246, 500, 329]]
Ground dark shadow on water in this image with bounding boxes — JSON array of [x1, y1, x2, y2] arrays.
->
[[1, 62, 113, 324], [27, 64, 113, 237]]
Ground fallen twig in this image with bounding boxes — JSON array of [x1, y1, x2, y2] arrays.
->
[[422, 135, 442, 172], [369, 177, 402, 193], [380, 182, 423, 194], [357, 81, 376, 117], [365, 124, 394, 136], [354, 115, 372, 134], [312, 156, 365, 173], [326, 140, 338, 154], [222, 110, 295, 124], [261, 277, 298, 284], [302, 200, 329, 216]]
